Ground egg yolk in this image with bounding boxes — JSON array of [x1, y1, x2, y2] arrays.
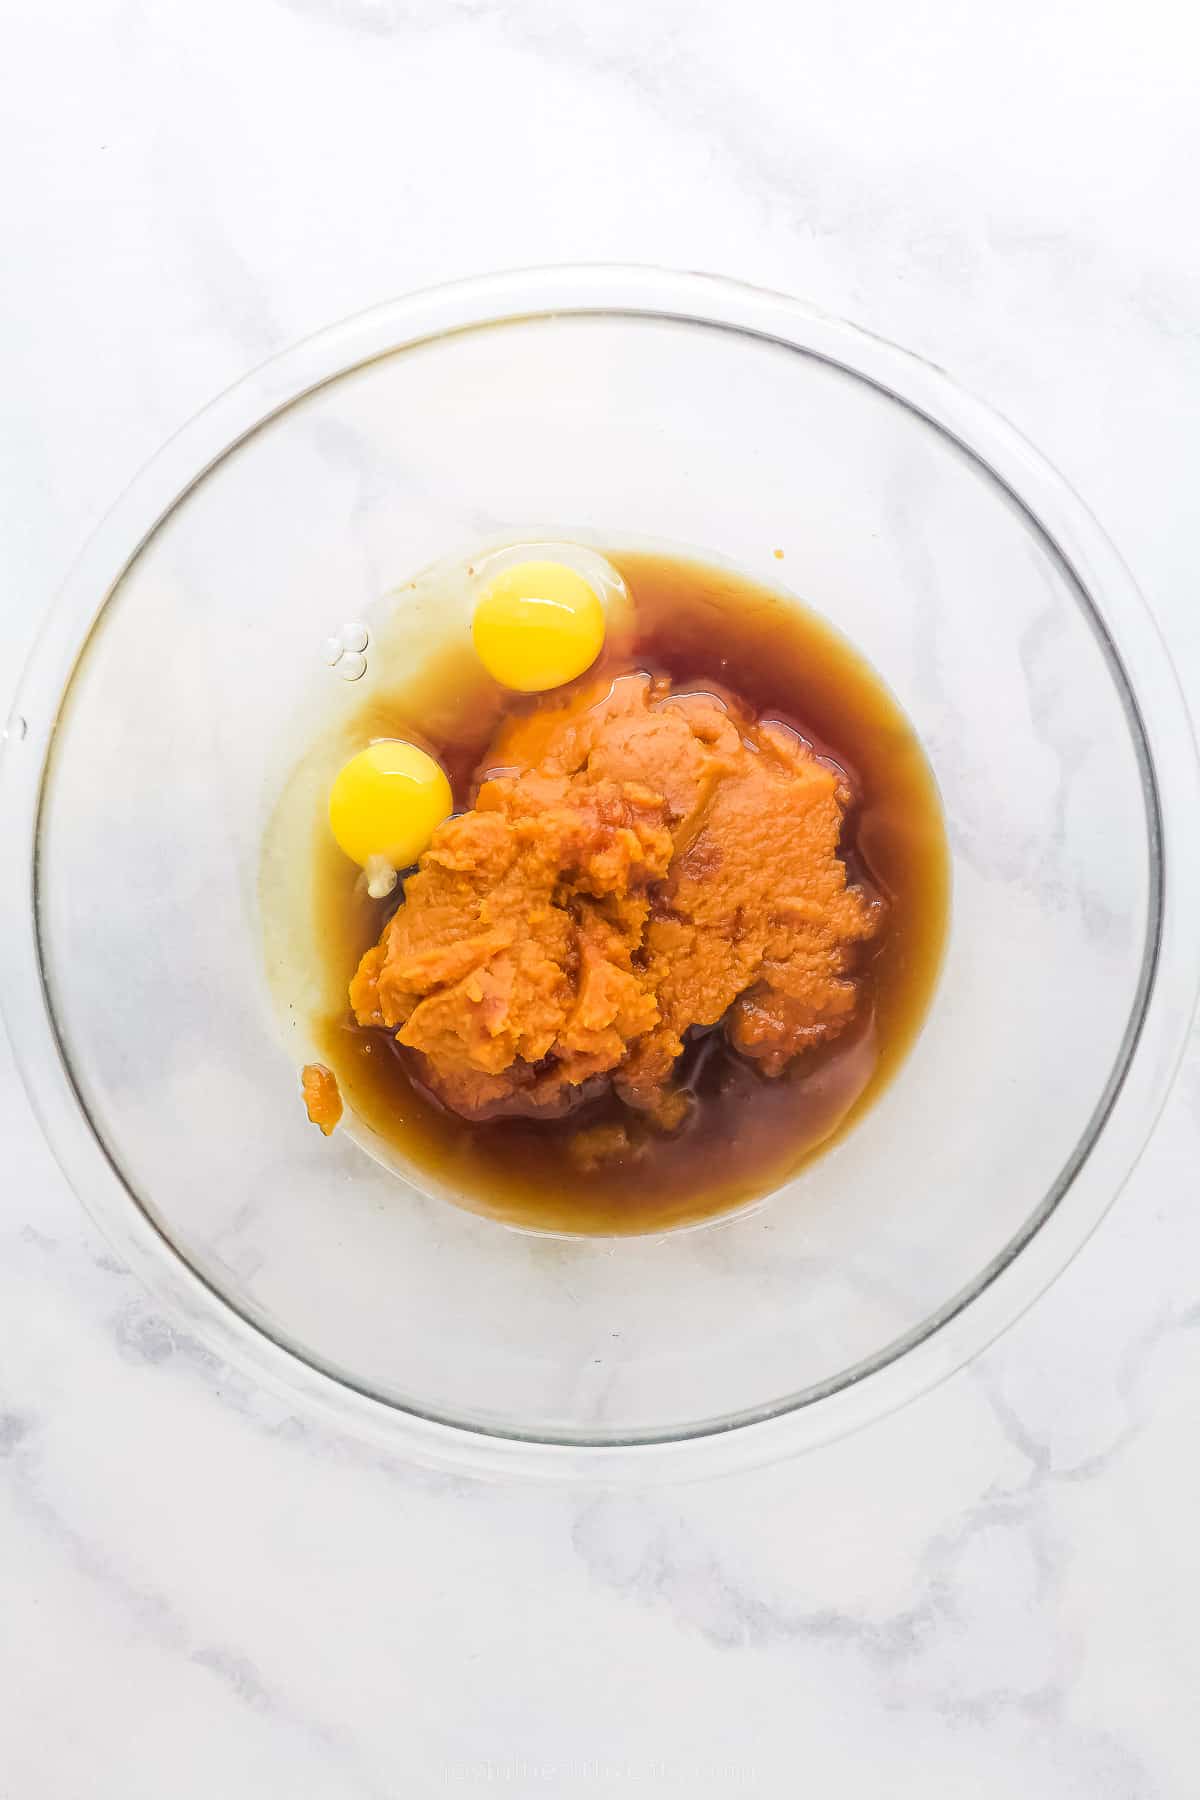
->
[[328, 741, 452, 873], [473, 560, 606, 692]]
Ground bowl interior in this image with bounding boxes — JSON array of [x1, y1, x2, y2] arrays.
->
[[35, 310, 1153, 1443]]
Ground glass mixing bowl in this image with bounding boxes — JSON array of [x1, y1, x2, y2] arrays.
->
[[3, 268, 1198, 1480]]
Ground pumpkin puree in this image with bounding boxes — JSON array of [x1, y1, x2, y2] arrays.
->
[[347, 672, 881, 1131]]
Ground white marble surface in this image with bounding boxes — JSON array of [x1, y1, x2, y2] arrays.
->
[[4, 1, 1200, 1793]]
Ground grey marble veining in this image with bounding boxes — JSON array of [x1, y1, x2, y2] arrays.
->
[[3, 0, 1200, 1794]]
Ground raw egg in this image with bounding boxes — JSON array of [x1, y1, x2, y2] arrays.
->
[[328, 741, 451, 891], [473, 559, 606, 692]]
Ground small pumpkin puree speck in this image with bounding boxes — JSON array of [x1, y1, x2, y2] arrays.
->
[[301, 1062, 343, 1136]]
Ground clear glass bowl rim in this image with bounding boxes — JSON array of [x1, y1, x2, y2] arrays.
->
[[3, 264, 1198, 1483]]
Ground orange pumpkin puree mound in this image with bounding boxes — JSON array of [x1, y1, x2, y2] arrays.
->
[[349, 673, 882, 1129]]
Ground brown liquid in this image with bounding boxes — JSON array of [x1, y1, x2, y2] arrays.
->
[[311, 551, 949, 1234]]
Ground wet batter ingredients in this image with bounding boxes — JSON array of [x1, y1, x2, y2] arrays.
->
[[309, 551, 949, 1234]]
